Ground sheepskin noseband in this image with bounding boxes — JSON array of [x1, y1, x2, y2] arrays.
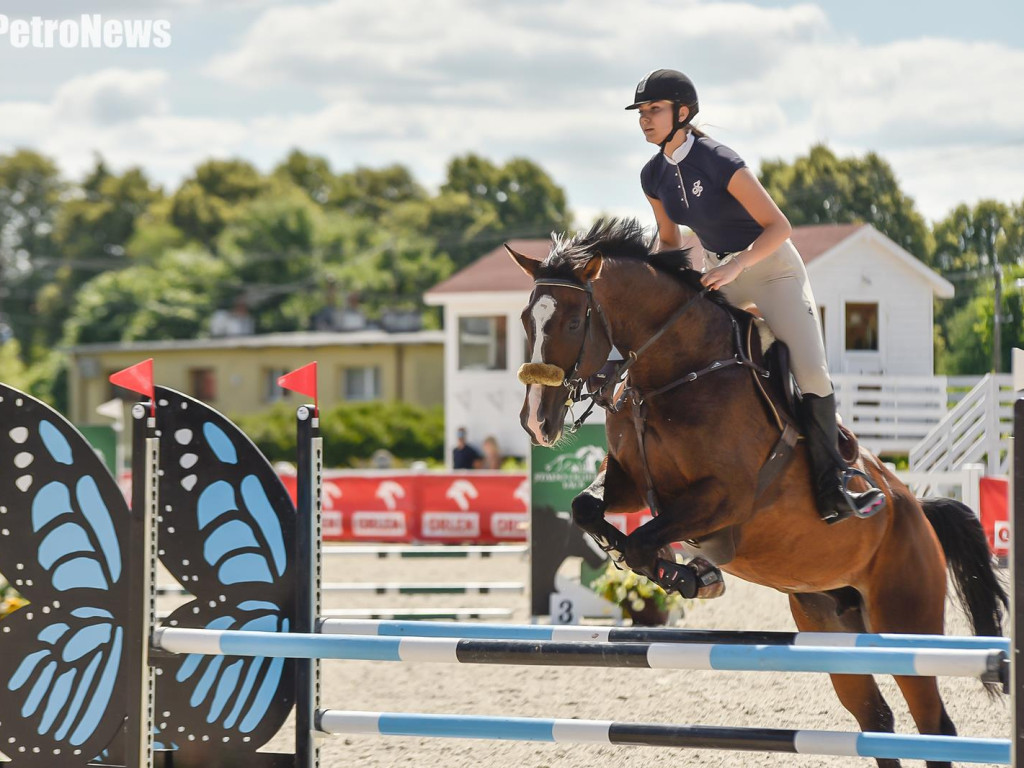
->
[[517, 363, 565, 387]]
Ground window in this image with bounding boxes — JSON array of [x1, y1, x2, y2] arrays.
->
[[845, 303, 879, 351], [344, 366, 381, 401], [458, 315, 507, 370], [263, 367, 292, 403], [188, 368, 217, 401]]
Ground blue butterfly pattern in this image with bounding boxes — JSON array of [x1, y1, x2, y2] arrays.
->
[[149, 387, 296, 765], [0, 385, 128, 766], [0, 384, 296, 768]]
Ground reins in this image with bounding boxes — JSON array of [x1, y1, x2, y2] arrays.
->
[[529, 272, 778, 517], [530, 277, 767, 432]]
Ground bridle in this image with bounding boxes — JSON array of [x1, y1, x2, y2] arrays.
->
[[529, 277, 613, 407]]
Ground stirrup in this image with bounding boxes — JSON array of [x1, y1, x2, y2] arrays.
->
[[821, 469, 886, 525]]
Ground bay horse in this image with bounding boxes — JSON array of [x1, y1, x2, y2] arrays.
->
[[508, 218, 1007, 768]]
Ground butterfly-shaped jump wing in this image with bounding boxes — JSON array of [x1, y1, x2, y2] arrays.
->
[[0, 384, 128, 767], [150, 387, 296, 766]]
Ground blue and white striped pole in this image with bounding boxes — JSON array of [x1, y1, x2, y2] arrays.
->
[[318, 618, 1011, 653], [317, 710, 1010, 764], [152, 628, 1005, 680]]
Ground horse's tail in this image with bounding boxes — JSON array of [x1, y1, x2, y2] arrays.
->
[[919, 497, 1008, 638]]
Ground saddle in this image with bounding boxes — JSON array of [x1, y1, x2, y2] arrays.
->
[[680, 312, 860, 568], [742, 313, 860, 465]]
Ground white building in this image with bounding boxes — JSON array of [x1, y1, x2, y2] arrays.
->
[[425, 225, 954, 461], [801, 223, 953, 375]]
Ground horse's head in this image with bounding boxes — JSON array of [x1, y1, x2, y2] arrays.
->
[[506, 244, 612, 446]]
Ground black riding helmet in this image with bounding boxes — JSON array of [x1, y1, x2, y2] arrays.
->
[[626, 69, 699, 149]]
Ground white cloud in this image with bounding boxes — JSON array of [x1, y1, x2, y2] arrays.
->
[[0, 68, 247, 183], [0, 1, 1020, 223], [51, 69, 169, 125]]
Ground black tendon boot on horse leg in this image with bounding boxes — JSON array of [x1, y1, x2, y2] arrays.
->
[[572, 471, 724, 600], [623, 516, 726, 600], [799, 393, 887, 524]]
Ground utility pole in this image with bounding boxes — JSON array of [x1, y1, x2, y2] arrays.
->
[[994, 261, 1003, 373], [988, 212, 1004, 373]]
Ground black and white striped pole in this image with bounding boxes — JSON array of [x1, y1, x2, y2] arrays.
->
[[295, 403, 323, 768]]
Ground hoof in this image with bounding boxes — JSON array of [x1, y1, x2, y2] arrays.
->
[[690, 556, 726, 599]]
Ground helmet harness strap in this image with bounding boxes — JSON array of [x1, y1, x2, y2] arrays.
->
[[659, 101, 695, 151]]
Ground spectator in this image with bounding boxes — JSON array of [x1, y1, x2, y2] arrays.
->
[[480, 435, 502, 470], [452, 426, 482, 470]]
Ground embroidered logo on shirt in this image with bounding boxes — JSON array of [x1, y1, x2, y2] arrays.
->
[[692, 180, 703, 197]]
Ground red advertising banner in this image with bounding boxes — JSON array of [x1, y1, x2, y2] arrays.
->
[[280, 471, 531, 543], [123, 469, 648, 545], [417, 473, 529, 542], [979, 476, 1009, 558]]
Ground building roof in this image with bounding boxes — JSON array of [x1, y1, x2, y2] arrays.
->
[[68, 329, 444, 355], [790, 223, 866, 265], [426, 224, 871, 297], [425, 239, 545, 297]]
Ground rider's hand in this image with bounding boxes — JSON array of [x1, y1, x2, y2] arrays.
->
[[700, 258, 744, 290]]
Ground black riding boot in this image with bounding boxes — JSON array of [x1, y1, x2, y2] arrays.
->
[[799, 393, 886, 524]]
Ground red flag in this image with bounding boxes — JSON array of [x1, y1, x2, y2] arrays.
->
[[278, 361, 318, 407], [109, 358, 155, 415]]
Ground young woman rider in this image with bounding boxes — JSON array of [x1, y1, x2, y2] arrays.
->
[[627, 68, 885, 524]]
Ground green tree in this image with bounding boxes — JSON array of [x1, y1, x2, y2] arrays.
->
[[931, 199, 1024, 372], [65, 249, 231, 345], [0, 149, 64, 361], [759, 144, 932, 257], [937, 280, 1024, 374], [170, 159, 267, 248], [216, 184, 323, 331], [332, 164, 426, 220], [438, 154, 571, 269], [273, 149, 336, 205], [36, 160, 164, 351]]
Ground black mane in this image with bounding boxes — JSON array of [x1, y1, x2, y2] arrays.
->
[[540, 217, 732, 308]]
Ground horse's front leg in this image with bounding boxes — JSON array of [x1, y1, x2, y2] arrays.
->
[[623, 479, 729, 600], [570, 454, 644, 563]]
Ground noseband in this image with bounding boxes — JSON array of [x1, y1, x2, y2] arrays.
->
[[518, 278, 614, 406]]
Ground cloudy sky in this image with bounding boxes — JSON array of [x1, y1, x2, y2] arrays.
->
[[1, 0, 1021, 229]]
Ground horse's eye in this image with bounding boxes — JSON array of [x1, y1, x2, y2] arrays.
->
[[568, 318, 581, 331]]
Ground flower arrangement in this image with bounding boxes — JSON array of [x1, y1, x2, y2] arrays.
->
[[0, 580, 26, 619], [589, 561, 686, 624]]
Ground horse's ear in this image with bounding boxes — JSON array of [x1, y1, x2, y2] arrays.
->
[[579, 254, 603, 283], [505, 244, 540, 278]]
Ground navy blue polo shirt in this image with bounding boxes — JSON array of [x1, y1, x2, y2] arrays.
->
[[641, 134, 764, 255]]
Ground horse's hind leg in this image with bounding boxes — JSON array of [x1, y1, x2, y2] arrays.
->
[[861, 566, 956, 768], [789, 591, 900, 768]]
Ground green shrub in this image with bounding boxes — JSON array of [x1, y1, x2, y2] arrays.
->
[[233, 400, 444, 468]]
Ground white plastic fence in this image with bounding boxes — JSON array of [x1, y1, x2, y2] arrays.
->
[[909, 374, 1014, 475], [832, 374, 948, 455], [894, 464, 985, 513]]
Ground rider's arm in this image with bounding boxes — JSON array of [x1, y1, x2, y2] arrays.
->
[[725, 168, 792, 270], [647, 195, 682, 252]]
